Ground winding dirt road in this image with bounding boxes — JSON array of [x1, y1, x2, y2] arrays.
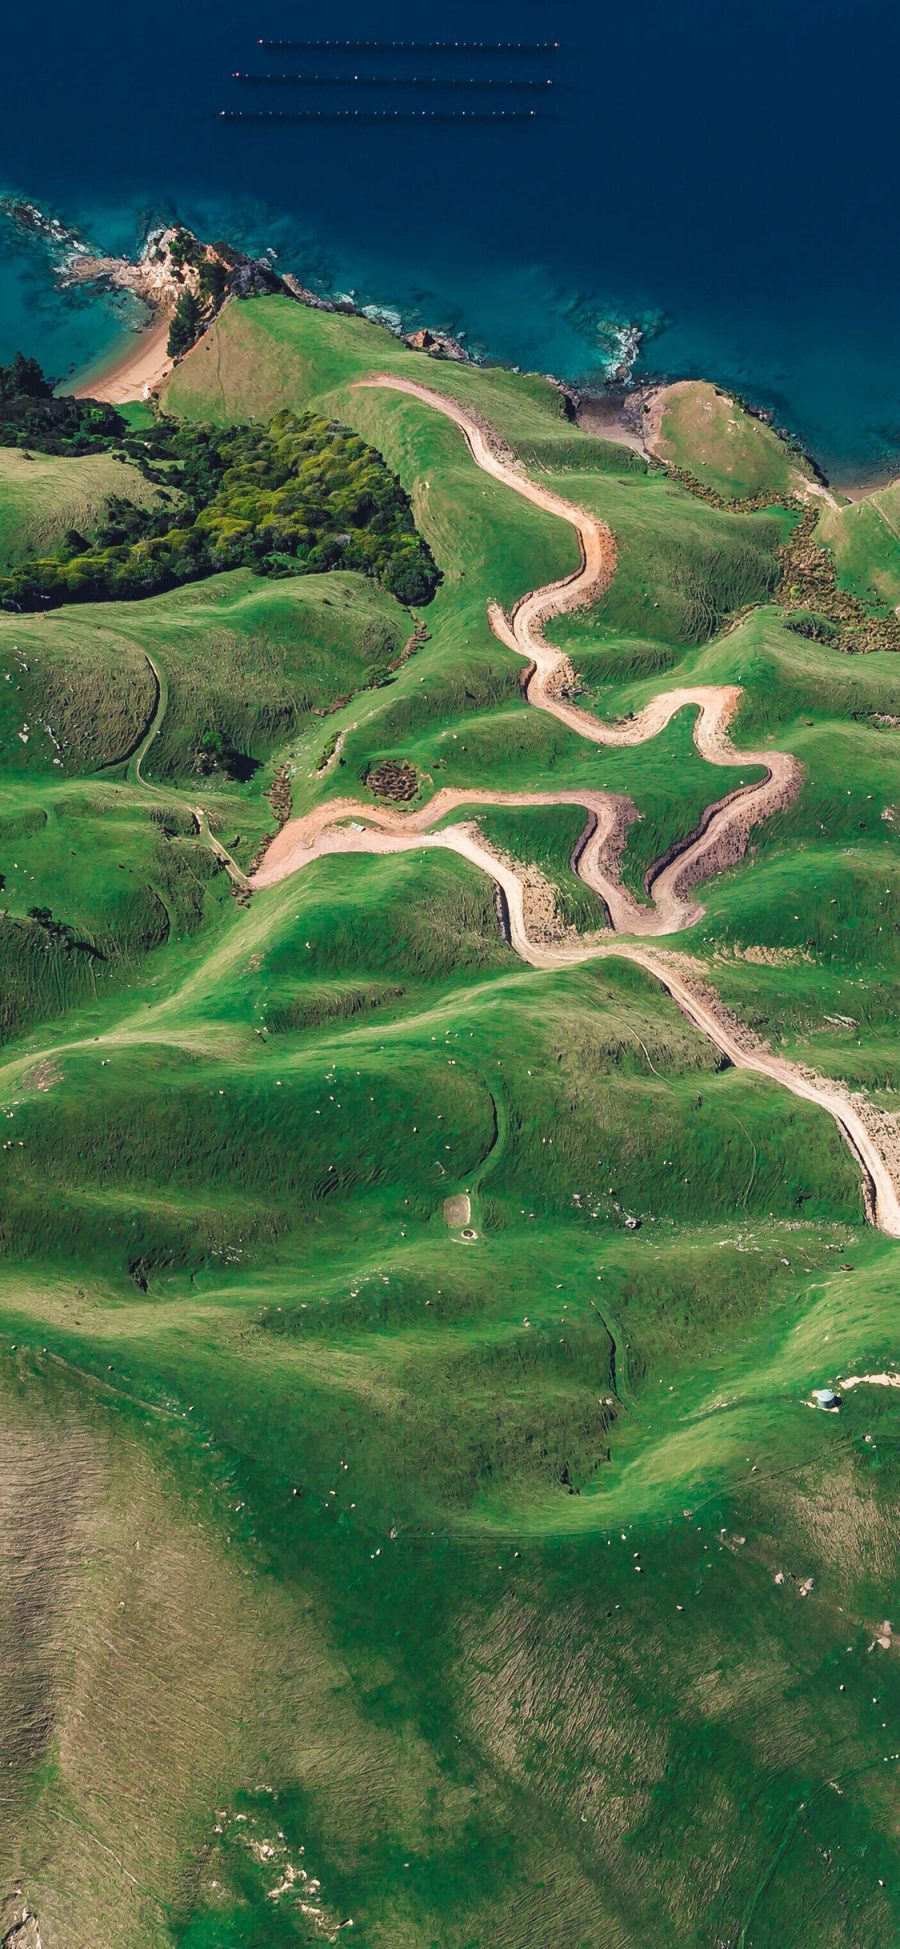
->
[[250, 376, 900, 1236], [259, 375, 800, 934]]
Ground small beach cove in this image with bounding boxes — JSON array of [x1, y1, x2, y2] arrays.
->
[[70, 314, 172, 402]]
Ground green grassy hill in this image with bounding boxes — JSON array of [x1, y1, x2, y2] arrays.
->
[[0, 443, 163, 566], [816, 479, 900, 608], [646, 379, 812, 501], [0, 567, 410, 782], [0, 293, 897, 1949]]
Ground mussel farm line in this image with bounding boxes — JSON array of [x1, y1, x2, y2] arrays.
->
[[256, 40, 560, 52], [233, 74, 555, 89], [220, 108, 543, 121]]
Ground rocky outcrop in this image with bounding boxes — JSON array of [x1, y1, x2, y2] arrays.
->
[[2, 1907, 41, 1948], [58, 224, 220, 308], [404, 327, 470, 363], [1, 196, 487, 378], [223, 253, 284, 300], [0, 200, 287, 328], [280, 274, 335, 311]]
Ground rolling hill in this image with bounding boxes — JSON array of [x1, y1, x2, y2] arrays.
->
[[0, 290, 897, 1949]]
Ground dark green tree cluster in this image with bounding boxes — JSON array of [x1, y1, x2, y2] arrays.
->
[[164, 237, 230, 358], [0, 354, 51, 402], [167, 290, 204, 359], [0, 354, 125, 454], [197, 258, 228, 310], [166, 227, 204, 271], [0, 409, 440, 610]]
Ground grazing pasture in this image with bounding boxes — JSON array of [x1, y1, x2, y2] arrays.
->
[[0, 294, 896, 1949]]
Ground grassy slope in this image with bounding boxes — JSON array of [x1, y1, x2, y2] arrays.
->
[[816, 479, 900, 609], [649, 379, 808, 500], [0, 443, 163, 567], [0, 567, 410, 784], [0, 296, 896, 1948], [163, 293, 575, 446]]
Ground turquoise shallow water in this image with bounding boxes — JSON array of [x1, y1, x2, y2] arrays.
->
[[1, 0, 899, 484]]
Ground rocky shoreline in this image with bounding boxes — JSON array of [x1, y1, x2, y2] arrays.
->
[[0, 196, 475, 378], [0, 195, 895, 495], [1, 196, 651, 413]]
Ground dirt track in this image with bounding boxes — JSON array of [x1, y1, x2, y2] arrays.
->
[[260, 374, 800, 935], [251, 376, 900, 1237]]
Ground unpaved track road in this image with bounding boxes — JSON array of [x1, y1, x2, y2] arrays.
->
[[617, 947, 900, 1239], [261, 374, 800, 935], [252, 376, 900, 1236]]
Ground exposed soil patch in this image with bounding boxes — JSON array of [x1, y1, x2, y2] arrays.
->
[[20, 1058, 62, 1093], [443, 1193, 471, 1229], [719, 944, 813, 967], [574, 389, 649, 457]]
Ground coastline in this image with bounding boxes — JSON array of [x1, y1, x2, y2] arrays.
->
[[574, 388, 651, 459], [834, 472, 898, 503], [27, 203, 893, 494], [3, 192, 898, 491], [69, 311, 172, 404], [73, 301, 899, 503]]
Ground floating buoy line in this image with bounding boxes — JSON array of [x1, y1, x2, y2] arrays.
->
[[221, 108, 541, 120], [233, 73, 554, 88], [256, 39, 559, 52], [222, 38, 560, 123]]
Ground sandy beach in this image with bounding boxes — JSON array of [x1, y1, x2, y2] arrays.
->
[[69, 312, 173, 404]]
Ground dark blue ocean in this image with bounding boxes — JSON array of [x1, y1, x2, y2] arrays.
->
[[1, 0, 899, 482]]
